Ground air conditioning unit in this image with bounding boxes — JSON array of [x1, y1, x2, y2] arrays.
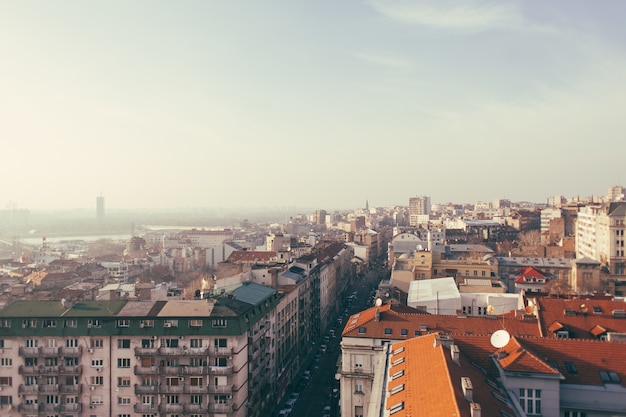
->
[[87, 348, 94, 353], [164, 323, 172, 328], [139, 323, 145, 328], [178, 377, 184, 381], [87, 323, 92, 328], [90, 386, 95, 391], [90, 405, 94, 409], [97, 368, 102, 372]]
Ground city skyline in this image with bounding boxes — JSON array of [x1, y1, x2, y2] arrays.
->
[[1, 1, 625, 211]]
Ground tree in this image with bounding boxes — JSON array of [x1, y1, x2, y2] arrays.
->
[[518, 230, 541, 247]]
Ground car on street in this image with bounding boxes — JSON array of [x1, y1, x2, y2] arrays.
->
[[285, 397, 297, 408], [319, 344, 327, 353], [278, 407, 292, 417]]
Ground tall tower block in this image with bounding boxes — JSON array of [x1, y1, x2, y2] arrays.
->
[[97, 194, 105, 221]]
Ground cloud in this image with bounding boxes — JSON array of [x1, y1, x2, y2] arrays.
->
[[370, 0, 528, 32], [352, 51, 415, 70]]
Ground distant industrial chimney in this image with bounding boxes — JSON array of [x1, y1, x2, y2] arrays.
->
[[96, 194, 105, 221]]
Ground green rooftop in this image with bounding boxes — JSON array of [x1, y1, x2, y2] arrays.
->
[[0, 300, 128, 318]]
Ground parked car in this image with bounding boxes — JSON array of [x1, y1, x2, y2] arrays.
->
[[285, 397, 297, 408], [320, 344, 327, 353], [278, 407, 292, 417]]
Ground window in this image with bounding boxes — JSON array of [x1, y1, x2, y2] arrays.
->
[[166, 395, 179, 404], [213, 395, 227, 404], [91, 339, 103, 349], [117, 358, 131, 368], [117, 377, 131, 387], [354, 380, 363, 393], [519, 388, 541, 415], [117, 339, 131, 349], [400, 329, 408, 336], [212, 319, 226, 328], [482, 270, 486, 277], [189, 320, 202, 327], [214, 338, 227, 348], [0, 377, 12, 386], [190, 339, 203, 349], [391, 370, 404, 380], [66, 339, 78, 347], [164, 320, 178, 328], [358, 326, 366, 334], [117, 320, 130, 328], [384, 328, 392, 335], [140, 320, 154, 328], [88, 320, 102, 328], [190, 395, 203, 405], [26, 339, 38, 348], [392, 357, 405, 366], [23, 319, 37, 328], [91, 359, 103, 368], [390, 402, 404, 414], [117, 397, 131, 405], [564, 412, 586, 417], [390, 384, 404, 395], [65, 320, 77, 328], [165, 339, 179, 348], [355, 406, 364, 417], [0, 358, 12, 367], [90, 376, 104, 386], [0, 320, 10, 328], [353, 355, 364, 370]]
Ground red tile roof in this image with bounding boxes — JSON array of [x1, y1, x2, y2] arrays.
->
[[497, 337, 561, 375], [226, 251, 276, 263], [534, 297, 626, 339]]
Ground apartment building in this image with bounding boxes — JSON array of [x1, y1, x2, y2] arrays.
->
[[576, 202, 626, 276], [0, 282, 279, 417]]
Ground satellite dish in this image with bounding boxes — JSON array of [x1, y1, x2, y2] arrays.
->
[[524, 305, 533, 314], [375, 298, 383, 307], [487, 305, 495, 315], [490, 329, 511, 348]]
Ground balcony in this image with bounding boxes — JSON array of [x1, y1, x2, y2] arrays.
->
[[160, 366, 184, 375], [184, 384, 210, 394], [159, 346, 188, 356], [185, 366, 209, 375], [18, 365, 39, 375], [159, 403, 184, 413], [134, 384, 159, 394], [39, 346, 61, 356], [59, 365, 82, 375], [60, 403, 82, 412], [134, 404, 158, 413], [39, 384, 59, 393], [209, 365, 233, 375], [39, 404, 60, 412], [211, 346, 233, 356], [184, 403, 207, 413], [18, 384, 39, 395], [135, 346, 159, 356], [18, 404, 39, 413], [60, 384, 82, 394], [160, 384, 184, 394], [60, 346, 82, 356], [208, 403, 233, 413], [134, 365, 158, 375], [39, 366, 60, 375], [208, 384, 233, 394], [19, 347, 39, 357]]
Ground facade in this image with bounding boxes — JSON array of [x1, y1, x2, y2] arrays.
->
[[576, 202, 626, 276], [0, 283, 280, 417], [408, 196, 430, 226]]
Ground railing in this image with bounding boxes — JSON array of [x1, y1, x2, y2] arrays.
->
[[39, 346, 60, 356], [134, 404, 158, 413], [209, 365, 233, 375], [134, 365, 158, 375], [134, 347, 158, 356], [18, 365, 39, 375], [184, 403, 207, 413], [208, 403, 233, 413], [212, 346, 233, 355], [60, 403, 82, 412], [159, 385, 183, 394], [59, 365, 82, 375], [185, 366, 209, 375], [60, 384, 82, 394], [159, 403, 184, 413], [60, 346, 82, 356], [18, 347, 39, 357], [208, 384, 233, 394], [184, 384, 210, 394], [134, 384, 158, 394], [39, 384, 59, 393], [18, 404, 39, 413], [18, 384, 38, 394], [160, 366, 183, 375]]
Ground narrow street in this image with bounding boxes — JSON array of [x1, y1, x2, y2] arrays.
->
[[275, 264, 385, 417]]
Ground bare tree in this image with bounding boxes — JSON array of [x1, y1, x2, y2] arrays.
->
[[518, 230, 541, 247]]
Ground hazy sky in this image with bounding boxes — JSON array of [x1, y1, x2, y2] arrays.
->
[[1, 1, 625, 211]]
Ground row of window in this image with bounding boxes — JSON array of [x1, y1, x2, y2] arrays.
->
[[6, 337, 228, 350], [12, 319, 227, 329]]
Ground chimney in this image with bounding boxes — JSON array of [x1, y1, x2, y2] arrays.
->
[[450, 344, 460, 366], [375, 307, 381, 322], [470, 403, 481, 417], [461, 377, 473, 402]]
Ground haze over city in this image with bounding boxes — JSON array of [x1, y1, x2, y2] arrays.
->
[[2, 1, 625, 211]]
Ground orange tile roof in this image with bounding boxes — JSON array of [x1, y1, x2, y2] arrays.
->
[[341, 302, 541, 340], [385, 334, 517, 417], [497, 337, 561, 375], [534, 297, 626, 339], [515, 337, 626, 386]]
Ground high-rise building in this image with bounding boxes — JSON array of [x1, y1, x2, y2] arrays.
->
[[96, 195, 105, 221], [607, 185, 625, 202], [409, 196, 430, 226]]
